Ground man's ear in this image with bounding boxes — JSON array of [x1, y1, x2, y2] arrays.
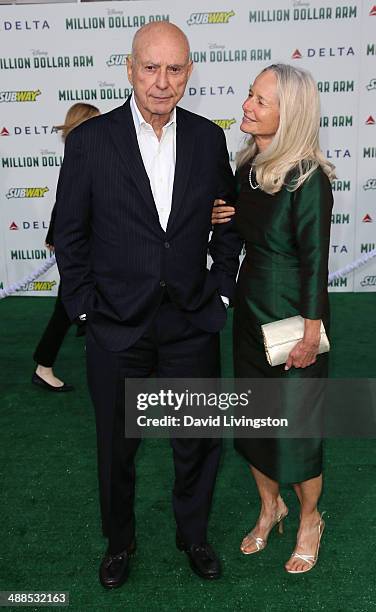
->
[[126, 54, 133, 85], [187, 60, 194, 79]]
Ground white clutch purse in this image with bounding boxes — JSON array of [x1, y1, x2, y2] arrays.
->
[[261, 315, 330, 367]]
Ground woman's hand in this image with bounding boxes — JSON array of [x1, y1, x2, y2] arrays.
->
[[45, 243, 55, 252], [285, 319, 321, 370], [212, 199, 235, 225]]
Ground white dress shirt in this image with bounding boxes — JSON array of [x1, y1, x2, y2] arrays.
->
[[130, 93, 175, 232]]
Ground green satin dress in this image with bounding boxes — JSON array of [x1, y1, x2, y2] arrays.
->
[[233, 163, 333, 483]]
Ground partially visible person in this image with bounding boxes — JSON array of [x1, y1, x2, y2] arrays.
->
[[212, 64, 335, 573], [32, 103, 100, 392]]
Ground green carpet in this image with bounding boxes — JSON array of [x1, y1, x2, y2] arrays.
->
[[0, 294, 375, 611]]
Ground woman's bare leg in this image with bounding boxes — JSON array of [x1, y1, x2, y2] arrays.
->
[[241, 465, 288, 553], [285, 474, 323, 572]]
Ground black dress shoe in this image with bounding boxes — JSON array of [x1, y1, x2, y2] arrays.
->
[[99, 541, 136, 589], [31, 372, 74, 392], [176, 533, 221, 580]]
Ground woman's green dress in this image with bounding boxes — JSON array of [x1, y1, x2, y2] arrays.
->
[[233, 163, 333, 483]]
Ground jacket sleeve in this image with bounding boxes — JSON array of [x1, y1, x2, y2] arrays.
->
[[292, 168, 333, 320], [208, 129, 243, 302], [53, 127, 94, 321]]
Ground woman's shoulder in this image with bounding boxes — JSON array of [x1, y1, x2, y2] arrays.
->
[[290, 164, 332, 194], [304, 165, 332, 193]]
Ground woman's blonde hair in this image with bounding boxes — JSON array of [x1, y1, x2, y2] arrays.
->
[[56, 103, 100, 140], [237, 63, 336, 194]]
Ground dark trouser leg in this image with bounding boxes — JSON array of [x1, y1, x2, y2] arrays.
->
[[33, 284, 71, 367], [155, 302, 222, 545], [170, 437, 221, 545], [85, 327, 154, 545]]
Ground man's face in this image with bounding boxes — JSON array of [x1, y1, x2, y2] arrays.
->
[[127, 32, 193, 124]]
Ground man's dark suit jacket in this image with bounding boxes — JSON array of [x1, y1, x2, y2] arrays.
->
[[54, 98, 241, 352]]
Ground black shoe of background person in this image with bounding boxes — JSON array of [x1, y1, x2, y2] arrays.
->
[[176, 533, 222, 580], [31, 372, 74, 392], [99, 540, 136, 589]]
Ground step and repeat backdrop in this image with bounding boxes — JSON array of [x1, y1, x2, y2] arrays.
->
[[0, 0, 375, 296]]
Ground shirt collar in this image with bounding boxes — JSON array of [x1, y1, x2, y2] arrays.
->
[[130, 92, 176, 135]]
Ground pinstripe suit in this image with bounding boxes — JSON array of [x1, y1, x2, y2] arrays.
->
[[54, 98, 241, 551]]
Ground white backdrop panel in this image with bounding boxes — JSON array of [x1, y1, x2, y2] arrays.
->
[[0, 0, 375, 295]]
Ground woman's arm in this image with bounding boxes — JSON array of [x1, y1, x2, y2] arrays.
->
[[285, 168, 333, 370]]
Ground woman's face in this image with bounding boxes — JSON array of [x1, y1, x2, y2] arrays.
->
[[240, 70, 280, 141]]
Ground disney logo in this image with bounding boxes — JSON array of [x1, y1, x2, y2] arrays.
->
[[209, 43, 225, 50], [31, 49, 48, 56]]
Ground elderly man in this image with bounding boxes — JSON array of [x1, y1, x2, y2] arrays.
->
[[54, 22, 240, 587]]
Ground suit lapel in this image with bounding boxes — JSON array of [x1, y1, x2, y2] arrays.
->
[[167, 108, 195, 232], [108, 101, 196, 232], [108, 99, 160, 224]]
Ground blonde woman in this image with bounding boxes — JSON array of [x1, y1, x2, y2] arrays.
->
[[32, 103, 100, 391], [212, 64, 335, 573]]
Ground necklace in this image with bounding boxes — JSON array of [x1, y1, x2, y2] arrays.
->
[[248, 165, 259, 190]]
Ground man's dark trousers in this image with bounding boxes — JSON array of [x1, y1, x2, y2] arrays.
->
[[86, 296, 222, 554]]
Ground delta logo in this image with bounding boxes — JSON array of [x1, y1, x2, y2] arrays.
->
[[2, 19, 50, 31], [0, 89, 41, 103], [369, 5, 376, 16], [1, 124, 58, 136], [106, 54, 129, 67], [6, 186, 49, 198], [21, 280, 57, 292], [363, 178, 376, 190], [9, 220, 48, 230], [366, 116, 375, 125], [292, 49, 302, 59], [291, 46, 354, 59], [212, 118, 236, 130], [362, 214, 373, 222], [187, 10, 235, 25]]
